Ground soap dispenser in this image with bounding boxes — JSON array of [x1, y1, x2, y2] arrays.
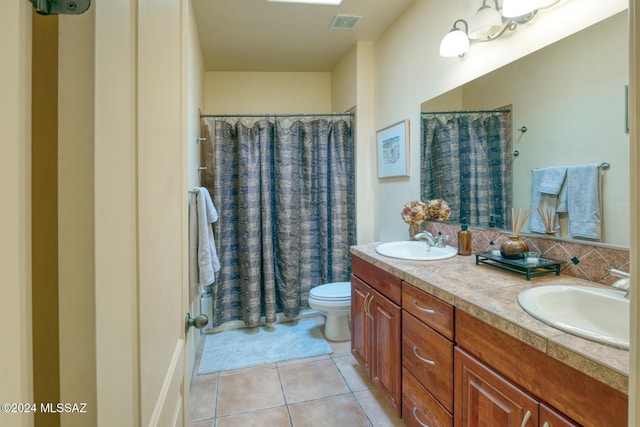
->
[[457, 221, 472, 256]]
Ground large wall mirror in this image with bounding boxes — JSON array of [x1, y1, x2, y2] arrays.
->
[[421, 11, 629, 247]]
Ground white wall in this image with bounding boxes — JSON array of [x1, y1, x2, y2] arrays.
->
[[58, 7, 97, 426], [0, 2, 33, 427], [371, 0, 628, 243], [204, 72, 331, 114]]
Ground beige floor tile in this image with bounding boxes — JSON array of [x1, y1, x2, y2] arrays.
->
[[353, 388, 405, 427], [218, 362, 277, 377], [216, 368, 286, 416], [215, 406, 292, 427], [189, 420, 213, 427], [276, 354, 331, 367], [333, 354, 374, 392], [289, 394, 372, 427], [190, 373, 218, 421], [328, 338, 352, 357], [279, 359, 350, 404]]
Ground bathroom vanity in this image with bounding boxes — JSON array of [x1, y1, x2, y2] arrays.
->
[[350, 243, 628, 427]]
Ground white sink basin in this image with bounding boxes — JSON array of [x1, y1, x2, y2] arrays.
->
[[518, 285, 629, 349], [375, 241, 457, 261]]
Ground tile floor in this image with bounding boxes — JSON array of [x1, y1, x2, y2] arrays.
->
[[189, 316, 406, 427]]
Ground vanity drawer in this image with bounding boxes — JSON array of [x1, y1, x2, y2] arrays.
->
[[402, 283, 454, 340], [352, 255, 401, 305], [402, 367, 452, 427], [402, 311, 454, 412]]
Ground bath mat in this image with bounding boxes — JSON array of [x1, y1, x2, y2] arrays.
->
[[197, 319, 333, 374]]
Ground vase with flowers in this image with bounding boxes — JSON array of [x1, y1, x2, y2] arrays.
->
[[401, 199, 451, 240]]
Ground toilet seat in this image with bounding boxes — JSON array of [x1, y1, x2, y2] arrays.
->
[[309, 282, 351, 302]]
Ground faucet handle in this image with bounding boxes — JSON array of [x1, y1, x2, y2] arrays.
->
[[435, 233, 449, 248]]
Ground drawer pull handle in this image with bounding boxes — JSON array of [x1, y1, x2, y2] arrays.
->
[[413, 346, 435, 366], [364, 294, 374, 319], [412, 407, 431, 427], [542, 423, 549, 427], [413, 300, 435, 314], [521, 410, 532, 427]]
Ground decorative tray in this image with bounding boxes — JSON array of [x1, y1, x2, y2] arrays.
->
[[475, 252, 563, 280]]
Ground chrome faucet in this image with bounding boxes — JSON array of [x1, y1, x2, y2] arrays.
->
[[434, 232, 449, 248], [610, 269, 630, 299], [413, 231, 436, 247]]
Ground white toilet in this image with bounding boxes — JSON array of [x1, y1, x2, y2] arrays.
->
[[308, 281, 351, 341]]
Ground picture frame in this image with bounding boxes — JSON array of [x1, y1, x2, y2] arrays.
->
[[376, 119, 410, 179]]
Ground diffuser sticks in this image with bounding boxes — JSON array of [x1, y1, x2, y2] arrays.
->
[[511, 208, 531, 237], [536, 207, 555, 233]]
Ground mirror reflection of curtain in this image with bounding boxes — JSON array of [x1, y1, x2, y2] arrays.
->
[[421, 111, 512, 229], [202, 117, 356, 328]]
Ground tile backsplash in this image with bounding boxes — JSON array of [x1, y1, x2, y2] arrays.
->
[[425, 221, 630, 286]]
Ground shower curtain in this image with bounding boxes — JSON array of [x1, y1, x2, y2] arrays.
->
[[421, 111, 512, 228], [202, 116, 356, 328]]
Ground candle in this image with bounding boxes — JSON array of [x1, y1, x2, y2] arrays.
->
[[491, 249, 501, 256], [525, 252, 540, 264]]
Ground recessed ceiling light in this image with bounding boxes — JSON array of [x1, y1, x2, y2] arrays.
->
[[267, 0, 342, 5]]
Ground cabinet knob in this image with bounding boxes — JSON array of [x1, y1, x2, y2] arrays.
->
[[521, 410, 532, 427]]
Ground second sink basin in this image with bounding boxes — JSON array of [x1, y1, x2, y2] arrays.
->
[[375, 241, 458, 261], [518, 285, 629, 349]]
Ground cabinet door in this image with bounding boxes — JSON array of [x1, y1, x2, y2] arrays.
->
[[455, 348, 539, 427], [351, 275, 371, 373], [371, 288, 402, 416], [540, 403, 582, 427]]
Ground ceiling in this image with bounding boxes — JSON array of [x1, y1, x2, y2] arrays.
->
[[192, 0, 414, 72]]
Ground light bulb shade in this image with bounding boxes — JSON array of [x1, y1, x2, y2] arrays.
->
[[468, 5, 503, 39], [440, 29, 470, 57], [501, 0, 542, 18]]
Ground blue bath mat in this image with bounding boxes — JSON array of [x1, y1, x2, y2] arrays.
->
[[197, 319, 333, 374]]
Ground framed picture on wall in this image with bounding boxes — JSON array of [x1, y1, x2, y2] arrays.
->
[[377, 119, 410, 178]]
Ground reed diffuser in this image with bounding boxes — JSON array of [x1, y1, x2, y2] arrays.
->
[[500, 208, 530, 259], [537, 207, 556, 234]]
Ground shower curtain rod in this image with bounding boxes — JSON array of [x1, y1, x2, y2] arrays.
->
[[200, 112, 353, 119], [421, 109, 511, 115]]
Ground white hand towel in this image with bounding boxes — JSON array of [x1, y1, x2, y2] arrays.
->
[[566, 164, 601, 240], [189, 187, 221, 286]]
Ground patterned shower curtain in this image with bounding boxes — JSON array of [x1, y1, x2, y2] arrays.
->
[[421, 111, 512, 228], [201, 116, 356, 328]]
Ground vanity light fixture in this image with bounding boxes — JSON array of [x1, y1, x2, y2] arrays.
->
[[468, 0, 504, 40], [439, 20, 470, 57], [440, 0, 563, 58], [501, 0, 542, 18]]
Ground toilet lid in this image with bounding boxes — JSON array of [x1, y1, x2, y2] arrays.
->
[[309, 282, 351, 301]]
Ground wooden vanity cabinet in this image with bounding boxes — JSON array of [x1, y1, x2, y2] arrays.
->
[[456, 310, 625, 427], [351, 256, 402, 416], [455, 347, 539, 427], [540, 403, 581, 427], [401, 283, 455, 426]]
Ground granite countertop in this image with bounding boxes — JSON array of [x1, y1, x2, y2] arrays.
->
[[351, 242, 629, 395]]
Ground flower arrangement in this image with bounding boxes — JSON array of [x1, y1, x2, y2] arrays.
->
[[401, 199, 451, 224], [425, 198, 451, 222], [401, 200, 428, 224]]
